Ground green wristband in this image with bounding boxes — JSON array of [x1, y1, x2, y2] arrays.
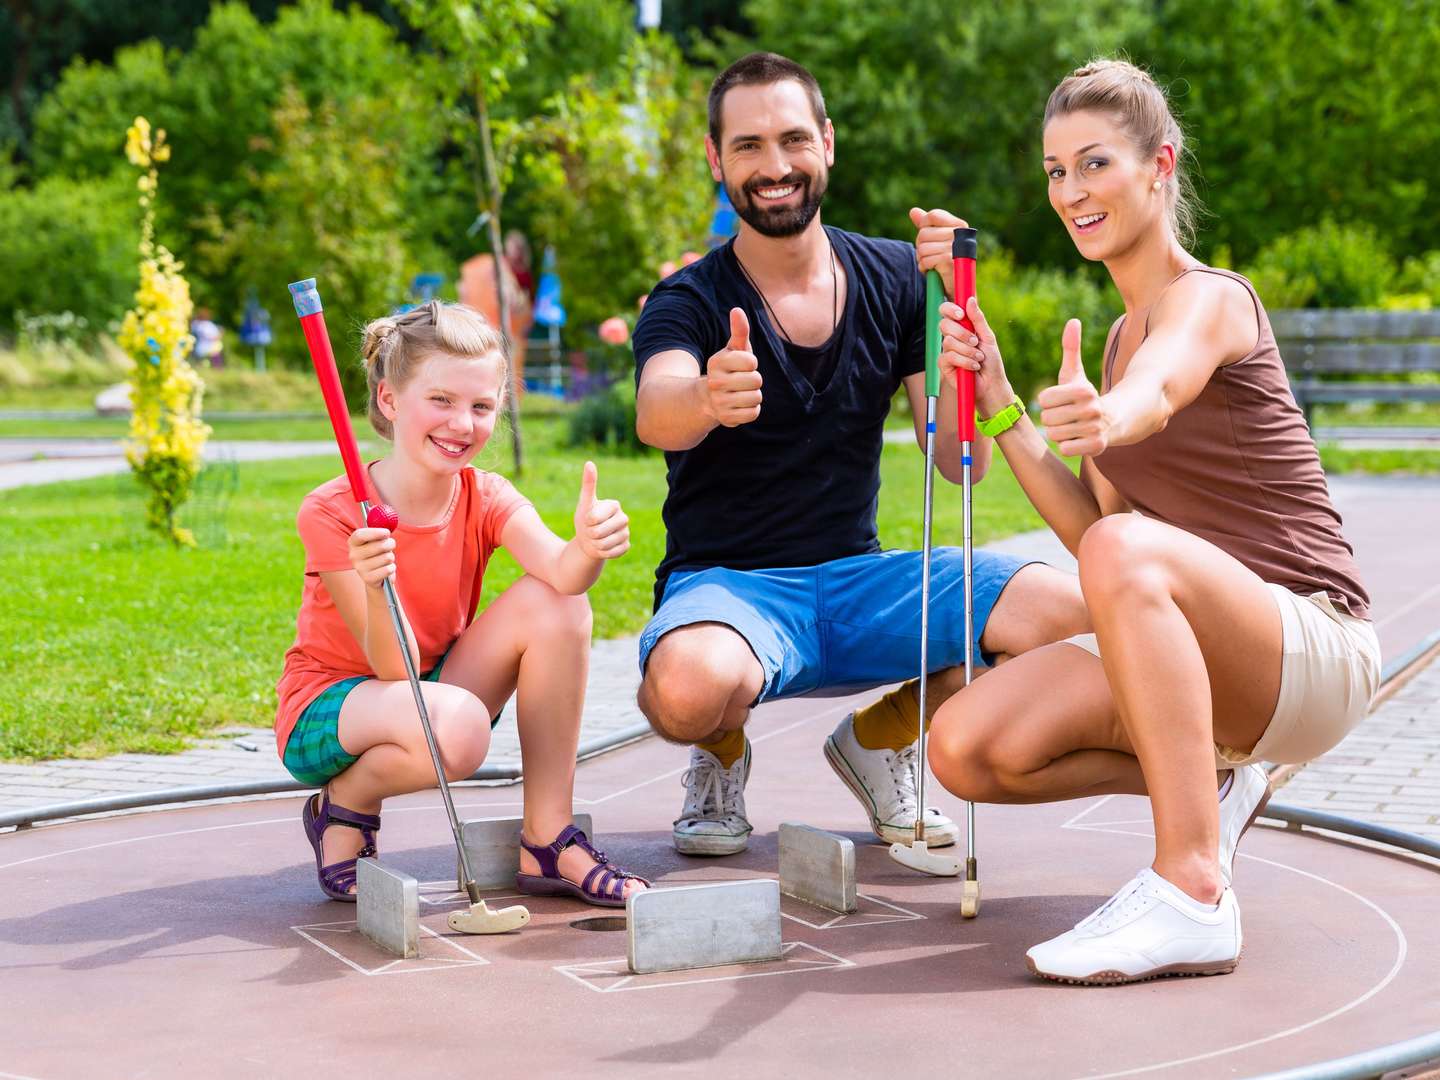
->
[[976, 397, 1025, 438]]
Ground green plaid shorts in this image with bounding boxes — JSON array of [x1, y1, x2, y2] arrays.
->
[[282, 654, 450, 787]]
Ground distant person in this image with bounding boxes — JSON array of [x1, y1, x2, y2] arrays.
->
[[275, 301, 646, 907], [917, 59, 1379, 985], [505, 230, 536, 301], [190, 308, 224, 368]]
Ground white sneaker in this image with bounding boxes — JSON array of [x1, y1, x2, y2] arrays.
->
[[1219, 763, 1272, 887], [823, 711, 959, 847], [672, 741, 753, 856], [1025, 868, 1242, 986]]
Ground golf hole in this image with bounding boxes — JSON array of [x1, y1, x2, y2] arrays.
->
[[570, 916, 627, 932]]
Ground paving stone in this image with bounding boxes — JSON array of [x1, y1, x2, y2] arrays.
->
[[778, 822, 856, 914], [356, 858, 419, 959], [627, 879, 783, 975]]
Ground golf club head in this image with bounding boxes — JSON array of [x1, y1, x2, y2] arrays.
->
[[448, 900, 531, 935], [888, 839, 963, 877]]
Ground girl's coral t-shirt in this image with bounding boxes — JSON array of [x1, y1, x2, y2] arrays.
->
[[273, 464, 530, 756]]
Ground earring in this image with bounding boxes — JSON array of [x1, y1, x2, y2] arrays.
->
[[1153, 179, 1163, 191]]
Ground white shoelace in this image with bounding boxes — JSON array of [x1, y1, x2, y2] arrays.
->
[[1076, 874, 1153, 935], [679, 752, 747, 823], [882, 744, 920, 818]]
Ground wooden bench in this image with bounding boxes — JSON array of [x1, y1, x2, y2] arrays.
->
[[1270, 309, 1440, 427]]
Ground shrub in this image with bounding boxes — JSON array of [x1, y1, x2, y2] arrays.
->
[[567, 378, 647, 453], [979, 250, 1115, 400], [1243, 221, 1398, 309], [1395, 252, 1440, 308], [0, 173, 139, 333]]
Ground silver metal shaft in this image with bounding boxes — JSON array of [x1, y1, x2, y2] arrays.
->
[[961, 444, 976, 868], [914, 398, 937, 844], [363, 499, 483, 903]]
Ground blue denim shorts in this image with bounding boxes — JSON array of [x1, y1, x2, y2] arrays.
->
[[638, 548, 1034, 705]]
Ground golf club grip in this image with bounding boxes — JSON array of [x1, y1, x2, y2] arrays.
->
[[924, 271, 944, 399], [288, 278, 368, 505], [952, 227, 979, 443]]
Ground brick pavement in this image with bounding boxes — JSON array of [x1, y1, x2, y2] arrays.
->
[[1273, 652, 1440, 838]]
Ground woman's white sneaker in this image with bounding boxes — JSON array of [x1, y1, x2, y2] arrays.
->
[[672, 742, 753, 856], [1025, 868, 1242, 986], [1219, 763, 1272, 886], [823, 712, 959, 847]]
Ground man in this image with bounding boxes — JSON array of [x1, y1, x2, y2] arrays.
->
[[632, 52, 1087, 856]]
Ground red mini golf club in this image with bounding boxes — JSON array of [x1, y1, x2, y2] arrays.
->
[[288, 278, 528, 935], [888, 229, 982, 918]]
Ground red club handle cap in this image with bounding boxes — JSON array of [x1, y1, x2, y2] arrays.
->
[[366, 503, 399, 531]]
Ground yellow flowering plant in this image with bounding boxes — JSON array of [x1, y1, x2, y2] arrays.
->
[[119, 117, 211, 546]]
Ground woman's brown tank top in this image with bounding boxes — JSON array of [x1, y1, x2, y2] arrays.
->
[[1093, 267, 1370, 619]]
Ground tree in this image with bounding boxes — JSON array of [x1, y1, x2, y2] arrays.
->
[[398, 0, 559, 475], [519, 29, 713, 335]]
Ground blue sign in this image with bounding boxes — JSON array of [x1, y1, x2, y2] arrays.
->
[[533, 246, 566, 327], [708, 184, 739, 248], [241, 299, 272, 345]]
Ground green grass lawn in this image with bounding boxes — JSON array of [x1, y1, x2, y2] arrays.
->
[[0, 417, 1052, 762]]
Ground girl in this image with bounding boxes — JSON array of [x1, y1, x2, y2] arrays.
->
[[914, 59, 1378, 984], [275, 301, 647, 907]]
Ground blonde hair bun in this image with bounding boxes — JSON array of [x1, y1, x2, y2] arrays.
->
[[358, 301, 508, 440]]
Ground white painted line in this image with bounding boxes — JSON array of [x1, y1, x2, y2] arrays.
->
[[781, 892, 924, 931], [553, 940, 854, 993], [1047, 821, 1408, 1080], [1376, 580, 1440, 630], [291, 919, 490, 976]]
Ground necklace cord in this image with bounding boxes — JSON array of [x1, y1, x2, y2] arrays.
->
[[734, 237, 839, 347]]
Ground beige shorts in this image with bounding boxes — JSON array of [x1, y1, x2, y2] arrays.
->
[[1064, 585, 1381, 768]]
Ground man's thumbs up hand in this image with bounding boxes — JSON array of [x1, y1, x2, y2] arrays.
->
[[1037, 319, 1109, 457], [704, 307, 763, 428]]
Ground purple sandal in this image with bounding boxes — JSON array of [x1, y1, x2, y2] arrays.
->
[[301, 789, 380, 903], [516, 824, 649, 908]]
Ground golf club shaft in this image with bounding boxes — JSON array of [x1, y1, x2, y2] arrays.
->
[[915, 398, 937, 843], [363, 501, 482, 900], [962, 445, 976, 864], [952, 230, 979, 871]]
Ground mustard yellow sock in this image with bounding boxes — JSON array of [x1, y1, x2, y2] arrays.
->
[[852, 679, 923, 751], [698, 726, 747, 769]]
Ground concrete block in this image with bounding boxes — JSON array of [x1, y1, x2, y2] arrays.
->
[[357, 858, 419, 959], [778, 822, 857, 914], [627, 879, 782, 975], [457, 813, 593, 890]]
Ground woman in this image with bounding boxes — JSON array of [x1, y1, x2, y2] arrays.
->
[[913, 59, 1379, 985]]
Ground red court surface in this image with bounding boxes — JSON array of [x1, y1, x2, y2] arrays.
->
[[3, 694, 1437, 1080]]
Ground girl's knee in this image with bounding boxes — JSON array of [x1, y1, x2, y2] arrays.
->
[[518, 577, 593, 640], [429, 692, 491, 780]]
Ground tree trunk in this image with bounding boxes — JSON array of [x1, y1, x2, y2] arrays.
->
[[474, 75, 524, 476]]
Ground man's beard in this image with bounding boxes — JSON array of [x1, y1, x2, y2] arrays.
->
[[725, 168, 828, 238]]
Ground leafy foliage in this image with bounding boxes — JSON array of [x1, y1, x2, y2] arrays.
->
[[1243, 221, 1397, 310]]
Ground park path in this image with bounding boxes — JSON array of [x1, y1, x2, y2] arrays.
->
[[1, 464, 1436, 842], [0, 438, 339, 490]]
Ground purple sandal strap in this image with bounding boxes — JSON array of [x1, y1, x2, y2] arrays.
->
[[319, 791, 381, 833]]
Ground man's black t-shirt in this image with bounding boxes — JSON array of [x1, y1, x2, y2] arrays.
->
[[632, 225, 926, 609]]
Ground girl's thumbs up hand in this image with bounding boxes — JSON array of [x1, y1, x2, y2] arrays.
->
[[1037, 320, 1108, 457], [574, 461, 629, 561]]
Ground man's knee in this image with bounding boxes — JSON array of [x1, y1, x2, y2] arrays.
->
[[983, 563, 1090, 658], [638, 628, 760, 744]]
